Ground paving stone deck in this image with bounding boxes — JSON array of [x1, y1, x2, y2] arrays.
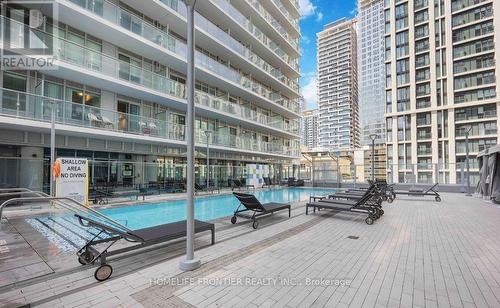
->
[[1, 193, 499, 307]]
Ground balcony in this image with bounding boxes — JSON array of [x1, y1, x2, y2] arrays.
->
[[243, 0, 300, 43], [151, 0, 300, 73], [57, 1, 300, 114], [0, 89, 300, 158], [2, 18, 301, 136]]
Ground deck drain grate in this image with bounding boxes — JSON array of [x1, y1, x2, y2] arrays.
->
[[347, 236, 359, 240]]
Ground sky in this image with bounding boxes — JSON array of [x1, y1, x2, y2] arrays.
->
[[299, 0, 358, 110]]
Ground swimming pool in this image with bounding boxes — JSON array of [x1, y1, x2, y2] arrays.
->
[[99, 187, 336, 229]]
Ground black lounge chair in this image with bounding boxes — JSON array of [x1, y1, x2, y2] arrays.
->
[[231, 178, 254, 191], [195, 183, 219, 194], [393, 183, 441, 201], [231, 192, 291, 229], [306, 186, 381, 225], [75, 214, 215, 281], [287, 177, 296, 186], [289, 179, 304, 187], [262, 177, 274, 188]]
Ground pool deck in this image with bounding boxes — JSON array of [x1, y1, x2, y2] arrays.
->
[[1, 192, 500, 307]]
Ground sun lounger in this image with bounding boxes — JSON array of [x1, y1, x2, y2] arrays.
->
[[231, 192, 290, 229], [195, 183, 219, 194], [306, 186, 382, 225], [393, 183, 441, 201], [75, 213, 215, 281], [231, 178, 254, 191]]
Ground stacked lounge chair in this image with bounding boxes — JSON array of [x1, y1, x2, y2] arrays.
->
[[306, 184, 385, 225]]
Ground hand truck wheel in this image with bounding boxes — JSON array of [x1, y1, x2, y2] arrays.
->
[[78, 250, 94, 265], [94, 264, 113, 282], [365, 216, 374, 225], [230, 216, 237, 224], [252, 220, 259, 229]]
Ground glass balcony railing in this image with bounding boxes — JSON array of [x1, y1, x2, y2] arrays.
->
[[203, 0, 300, 68], [7, 17, 299, 130], [0, 88, 185, 141], [271, 0, 300, 30], [247, 0, 299, 47], [67, 0, 300, 109], [0, 88, 300, 157]]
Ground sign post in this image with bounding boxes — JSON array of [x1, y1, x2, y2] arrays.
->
[[53, 158, 89, 206]]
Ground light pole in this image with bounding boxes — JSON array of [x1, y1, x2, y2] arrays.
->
[[205, 130, 211, 189], [50, 100, 56, 196], [369, 134, 377, 182], [465, 125, 472, 196], [180, 0, 200, 272]]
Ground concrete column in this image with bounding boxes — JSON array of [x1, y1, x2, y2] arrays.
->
[[19, 146, 44, 191]]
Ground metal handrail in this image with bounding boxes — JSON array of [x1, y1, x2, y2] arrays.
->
[[0, 193, 132, 233], [0, 188, 33, 194], [0, 191, 48, 198]]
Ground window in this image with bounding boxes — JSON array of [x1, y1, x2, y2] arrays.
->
[[385, 36, 391, 60], [387, 117, 393, 142], [416, 68, 430, 82], [454, 87, 496, 103], [386, 90, 392, 113], [453, 37, 494, 58], [452, 20, 494, 43], [395, 3, 408, 30], [414, 0, 428, 10], [417, 112, 431, 126], [452, 4, 493, 27], [415, 39, 429, 53], [416, 83, 431, 97], [414, 9, 428, 24], [396, 31, 409, 57], [396, 59, 410, 85], [453, 55, 495, 74], [386, 63, 392, 87], [417, 98, 431, 109], [2, 72, 27, 111], [454, 70, 495, 90], [451, 0, 488, 12], [455, 104, 497, 121], [415, 24, 429, 39], [415, 53, 430, 67], [397, 87, 410, 111]]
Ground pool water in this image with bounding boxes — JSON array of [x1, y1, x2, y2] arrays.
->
[[99, 187, 336, 229]]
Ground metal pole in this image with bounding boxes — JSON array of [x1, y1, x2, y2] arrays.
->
[[371, 138, 375, 182], [180, 0, 200, 272], [50, 101, 55, 196], [336, 154, 340, 188], [465, 127, 471, 196], [206, 132, 210, 190]]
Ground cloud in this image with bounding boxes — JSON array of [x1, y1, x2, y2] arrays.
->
[[301, 72, 317, 108], [299, 0, 316, 18], [302, 35, 310, 44], [349, 3, 358, 16], [315, 12, 323, 22], [299, 0, 323, 22]]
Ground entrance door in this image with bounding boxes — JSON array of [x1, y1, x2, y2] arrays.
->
[[118, 54, 142, 84], [117, 101, 140, 133]]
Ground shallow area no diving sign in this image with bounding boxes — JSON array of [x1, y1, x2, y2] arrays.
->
[[54, 158, 89, 207]]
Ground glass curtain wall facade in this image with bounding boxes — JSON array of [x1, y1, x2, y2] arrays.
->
[[0, 0, 302, 191]]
